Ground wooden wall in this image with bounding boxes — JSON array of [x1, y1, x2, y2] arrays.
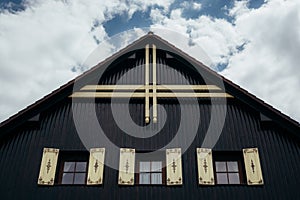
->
[[0, 50, 299, 199]]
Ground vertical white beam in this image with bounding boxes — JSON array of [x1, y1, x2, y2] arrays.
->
[[152, 44, 157, 123], [145, 44, 150, 123]]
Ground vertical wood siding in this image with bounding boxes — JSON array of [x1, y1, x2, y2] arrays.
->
[[0, 50, 299, 199]]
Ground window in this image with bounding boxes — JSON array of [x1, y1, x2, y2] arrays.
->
[[215, 161, 240, 184], [139, 161, 163, 184], [61, 161, 87, 184], [135, 151, 165, 185], [56, 151, 89, 185], [213, 152, 245, 185]]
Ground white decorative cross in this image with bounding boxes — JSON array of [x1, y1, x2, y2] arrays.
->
[[70, 44, 233, 123]]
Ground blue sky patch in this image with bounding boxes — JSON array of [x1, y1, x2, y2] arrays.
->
[[171, 0, 265, 21], [104, 9, 152, 37], [248, 0, 265, 9], [0, 0, 25, 12], [215, 62, 228, 72]]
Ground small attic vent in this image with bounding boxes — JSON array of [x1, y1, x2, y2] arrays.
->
[[166, 53, 174, 59], [260, 113, 272, 122], [28, 114, 40, 122], [26, 114, 40, 128], [128, 53, 136, 59], [260, 113, 274, 129]]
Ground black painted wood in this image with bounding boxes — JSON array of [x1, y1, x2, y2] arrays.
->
[[0, 49, 299, 200]]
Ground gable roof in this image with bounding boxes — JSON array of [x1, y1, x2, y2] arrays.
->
[[1, 32, 299, 141]]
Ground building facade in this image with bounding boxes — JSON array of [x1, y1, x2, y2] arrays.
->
[[0, 33, 299, 199]]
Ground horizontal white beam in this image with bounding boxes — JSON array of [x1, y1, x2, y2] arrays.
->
[[70, 92, 233, 98], [80, 85, 222, 91]]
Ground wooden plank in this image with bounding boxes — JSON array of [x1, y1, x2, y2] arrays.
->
[[156, 92, 233, 98], [153, 44, 157, 123], [37, 148, 59, 185], [80, 85, 222, 91], [145, 44, 150, 123], [118, 148, 135, 185], [243, 148, 264, 185], [87, 148, 105, 185], [197, 148, 215, 185], [70, 92, 233, 98], [166, 148, 183, 185], [157, 85, 221, 91], [81, 85, 146, 91]]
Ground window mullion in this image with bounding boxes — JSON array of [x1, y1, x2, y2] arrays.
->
[[73, 162, 77, 184], [152, 162, 155, 184], [150, 161, 152, 184], [226, 161, 230, 184]]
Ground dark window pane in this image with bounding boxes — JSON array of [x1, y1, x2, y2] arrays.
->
[[74, 173, 86, 184], [140, 162, 150, 172], [61, 173, 74, 184], [151, 161, 162, 172], [215, 162, 226, 172], [64, 162, 75, 172], [151, 173, 162, 184], [227, 161, 238, 172], [76, 162, 87, 172], [228, 173, 240, 184], [139, 173, 150, 184], [217, 173, 228, 184]]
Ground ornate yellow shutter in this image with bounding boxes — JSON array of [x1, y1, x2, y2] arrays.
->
[[243, 148, 264, 185], [118, 148, 135, 185], [197, 148, 215, 185], [166, 148, 183, 185], [38, 148, 59, 185], [87, 148, 105, 185]]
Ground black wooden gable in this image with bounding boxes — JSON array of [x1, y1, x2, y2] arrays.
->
[[0, 32, 299, 141]]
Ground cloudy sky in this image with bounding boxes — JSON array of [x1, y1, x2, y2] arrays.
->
[[0, 0, 300, 123]]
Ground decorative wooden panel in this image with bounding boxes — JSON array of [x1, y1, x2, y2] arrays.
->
[[166, 148, 183, 185], [197, 148, 215, 185], [87, 148, 105, 185], [37, 148, 59, 185], [243, 148, 264, 185], [118, 148, 135, 185]]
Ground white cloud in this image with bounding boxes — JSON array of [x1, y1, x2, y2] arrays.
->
[[192, 2, 202, 10], [0, 0, 103, 122], [228, 0, 250, 17], [180, 1, 202, 11], [222, 0, 300, 121], [0, 0, 175, 122], [150, 8, 245, 67], [83, 28, 148, 69]]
